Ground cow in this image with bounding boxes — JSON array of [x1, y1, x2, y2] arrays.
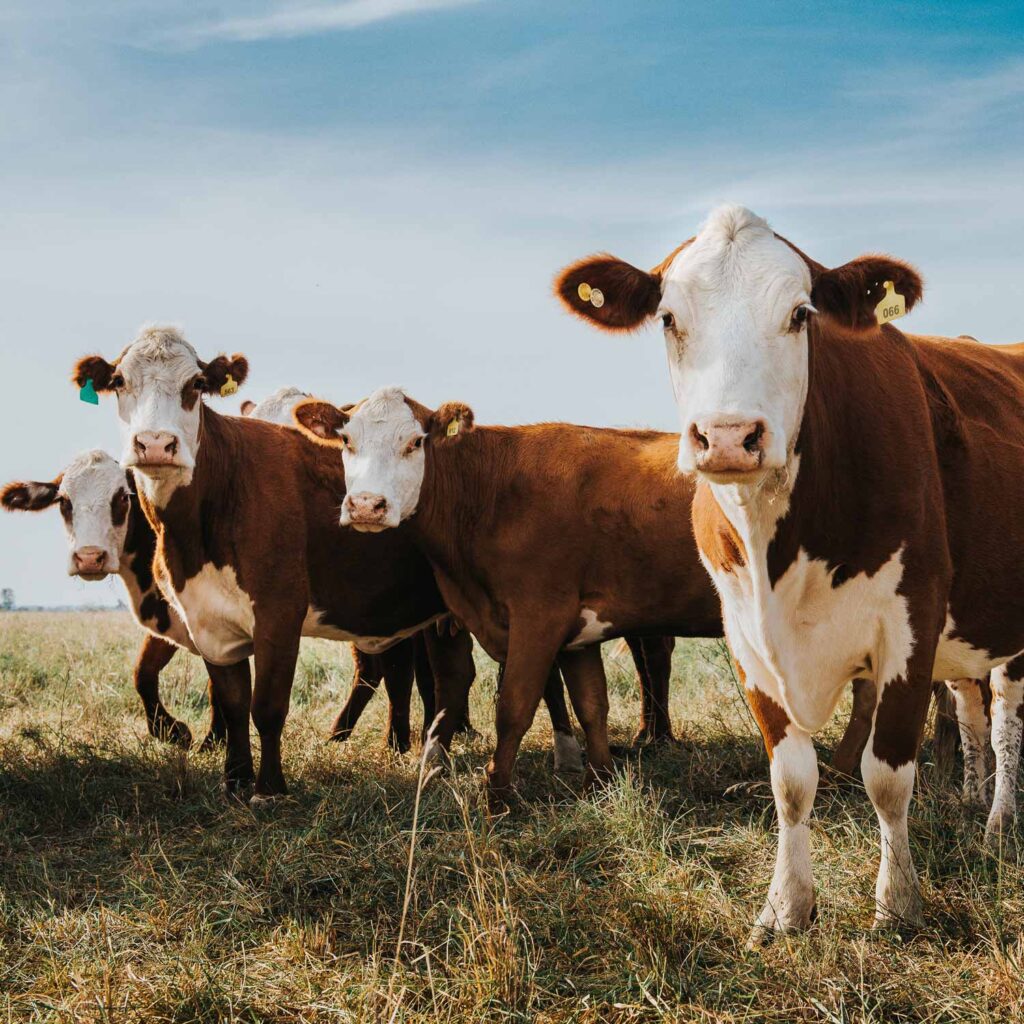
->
[[70, 327, 611, 803], [554, 203, 1024, 941]]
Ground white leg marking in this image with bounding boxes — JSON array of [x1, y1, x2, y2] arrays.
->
[[862, 751, 921, 928], [985, 665, 1023, 849], [946, 678, 991, 808], [552, 730, 585, 774]]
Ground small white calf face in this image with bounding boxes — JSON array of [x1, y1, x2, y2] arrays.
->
[[241, 386, 310, 426], [72, 326, 248, 499], [339, 388, 427, 531], [659, 207, 813, 481], [1, 451, 131, 579]]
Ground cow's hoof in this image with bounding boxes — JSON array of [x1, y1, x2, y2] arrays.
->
[[154, 719, 193, 749], [223, 779, 253, 804], [249, 793, 283, 812], [630, 729, 679, 749], [984, 810, 1018, 857], [198, 731, 227, 753], [746, 894, 816, 950], [872, 892, 923, 933]]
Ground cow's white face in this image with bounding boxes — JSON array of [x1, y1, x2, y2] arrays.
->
[[338, 388, 426, 531], [241, 387, 310, 426], [658, 207, 813, 482], [58, 452, 133, 577], [113, 327, 206, 479], [1, 451, 131, 579]]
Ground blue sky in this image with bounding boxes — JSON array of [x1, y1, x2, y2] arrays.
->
[[2, 0, 1023, 605]]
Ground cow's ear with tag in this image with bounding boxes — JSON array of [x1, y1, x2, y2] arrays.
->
[[430, 402, 475, 443], [812, 255, 923, 332], [553, 254, 663, 332], [293, 399, 351, 444]]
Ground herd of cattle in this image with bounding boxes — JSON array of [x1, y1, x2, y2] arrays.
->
[[3, 204, 1022, 946]]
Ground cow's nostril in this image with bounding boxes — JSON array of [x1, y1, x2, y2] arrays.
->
[[743, 423, 765, 454], [166, 438, 178, 456], [372, 497, 387, 513], [690, 423, 709, 452]]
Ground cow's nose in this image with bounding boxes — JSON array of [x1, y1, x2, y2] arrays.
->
[[688, 418, 768, 476], [345, 492, 390, 524], [73, 546, 108, 575], [133, 432, 179, 465]]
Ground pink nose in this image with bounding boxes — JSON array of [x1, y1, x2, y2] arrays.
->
[[346, 492, 390, 525], [133, 432, 179, 465], [74, 546, 108, 575], [688, 418, 768, 475]]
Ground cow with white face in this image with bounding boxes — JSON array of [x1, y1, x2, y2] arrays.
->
[[556, 204, 1024, 942], [2, 451, 205, 747]]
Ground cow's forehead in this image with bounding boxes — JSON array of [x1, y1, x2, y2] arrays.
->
[[350, 387, 422, 436], [248, 387, 310, 425], [118, 326, 201, 384], [61, 451, 127, 502], [663, 205, 811, 307]]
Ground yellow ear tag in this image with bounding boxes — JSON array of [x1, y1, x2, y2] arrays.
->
[[446, 418, 460, 438], [577, 282, 592, 302], [219, 374, 238, 397], [874, 281, 906, 325]]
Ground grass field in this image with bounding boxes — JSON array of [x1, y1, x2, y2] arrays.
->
[[0, 611, 1021, 1023]]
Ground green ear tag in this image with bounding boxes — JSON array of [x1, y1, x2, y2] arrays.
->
[[79, 379, 99, 405]]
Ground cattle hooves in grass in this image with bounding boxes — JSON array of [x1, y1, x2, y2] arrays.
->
[[629, 728, 680, 749], [249, 793, 284, 812], [552, 732, 586, 774], [154, 718, 193, 749], [197, 731, 227, 753], [984, 812, 1019, 858]]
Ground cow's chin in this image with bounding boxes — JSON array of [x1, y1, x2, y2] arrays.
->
[[697, 466, 770, 487], [73, 570, 111, 582], [127, 461, 189, 476], [349, 521, 390, 534]]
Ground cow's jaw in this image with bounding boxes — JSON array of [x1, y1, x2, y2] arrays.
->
[[339, 387, 426, 531], [659, 205, 811, 489]]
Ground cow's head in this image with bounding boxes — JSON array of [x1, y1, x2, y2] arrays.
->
[[71, 326, 248, 501], [555, 205, 922, 484], [240, 386, 310, 425], [1, 450, 132, 578], [293, 387, 472, 531]]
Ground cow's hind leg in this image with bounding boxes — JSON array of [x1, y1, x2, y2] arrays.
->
[[542, 667, 584, 774], [250, 627, 301, 804], [329, 646, 384, 743], [558, 646, 613, 786], [945, 677, 991, 809], [627, 636, 676, 746], [421, 625, 476, 760], [985, 658, 1024, 850], [830, 678, 875, 778], [134, 634, 192, 748], [379, 641, 416, 753], [206, 659, 254, 799]]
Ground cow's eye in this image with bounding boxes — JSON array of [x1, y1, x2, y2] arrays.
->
[[789, 305, 811, 332], [111, 374, 125, 390], [405, 436, 423, 455], [58, 496, 72, 519], [340, 434, 353, 451], [193, 377, 206, 391], [661, 312, 675, 330]]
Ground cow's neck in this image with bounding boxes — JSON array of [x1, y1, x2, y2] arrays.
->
[[118, 492, 159, 605]]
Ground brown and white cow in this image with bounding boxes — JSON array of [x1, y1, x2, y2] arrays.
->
[[555, 204, 1024, 940]]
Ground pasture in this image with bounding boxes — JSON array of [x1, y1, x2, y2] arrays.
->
[[0, 611, 1021, 1023]]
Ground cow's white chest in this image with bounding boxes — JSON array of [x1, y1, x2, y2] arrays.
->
[[168, 564, 256, 665], [301, 606, 443, 654], [713, 546, 913, 734]]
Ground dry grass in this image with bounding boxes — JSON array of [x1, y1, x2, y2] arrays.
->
[[0, 611, 1021, 1023]]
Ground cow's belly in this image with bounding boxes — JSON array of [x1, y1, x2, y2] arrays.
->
[[167, 564, 256, 666], [717, 546, 913, 734], [932, 614, 1016, 680], [301, 606, 443, 654]]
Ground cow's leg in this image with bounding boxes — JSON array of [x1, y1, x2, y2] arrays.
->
[[739, 656, 819, 946], [379, 641, 416, 753], [931, 681, 960, 776], [557, 646, 614, 785], [627, 636, 676, 746], [945, 677, 991, 808], [985, 658, 1024, 849], [486, 623, 564, 809], [422, 624, 476, 759], [206, 659, 253, 798], [543, 666, 584, 774], [250, 629, 301, 804], [133, 634, 192, 748], [197, 664, 229, 751], [413, 633, 438, 738], [329, 646, 383, 743], [830, 678, 875, 778]]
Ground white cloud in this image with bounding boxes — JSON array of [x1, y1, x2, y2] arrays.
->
[[160, 0, 486, 47]]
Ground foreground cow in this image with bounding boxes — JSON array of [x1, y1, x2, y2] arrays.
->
[[70, 327, 488, 803], [555, 204, 1024, 939]]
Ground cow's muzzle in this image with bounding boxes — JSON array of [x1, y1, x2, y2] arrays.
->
[[344, 492, 393, 531], [132, 432, 181, 467], [687, 417, 769, 479], [72, 546, 110, 579]]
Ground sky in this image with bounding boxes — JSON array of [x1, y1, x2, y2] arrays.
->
[[1, 0, 1023, 606]]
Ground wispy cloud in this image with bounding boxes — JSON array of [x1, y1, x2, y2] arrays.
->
[[160, 0, 486, 47]]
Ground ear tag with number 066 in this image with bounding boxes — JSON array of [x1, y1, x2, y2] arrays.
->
[[874, 281, 906, 325]]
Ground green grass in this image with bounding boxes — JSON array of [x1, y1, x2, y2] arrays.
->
[[0, 612, 1021, 1023]]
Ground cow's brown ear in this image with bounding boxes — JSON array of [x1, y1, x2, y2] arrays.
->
[[1, 477, 62, 512], [429, 402, 475, 442], [553, 254, 662, 332], [812, 255, 923, 332], [239, 400, 256, 416], [293, 399, 350, 444], [72, 355, 116, 391], [201, 353, 250, 396]]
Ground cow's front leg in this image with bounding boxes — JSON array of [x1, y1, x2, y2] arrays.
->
[[133, 634, 193, 748], [379, 642, 416, 753], [250, 627, 301, 806], [945, 677, 991, 808], [557, 647, 613, 785], [329, 646, 383, 743], [986, 657, 1024, 849], [206, 659, 253, 799], [737, 656, 818, 946], [421, 625, 476, 760], [542, 667, 585, 774]]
